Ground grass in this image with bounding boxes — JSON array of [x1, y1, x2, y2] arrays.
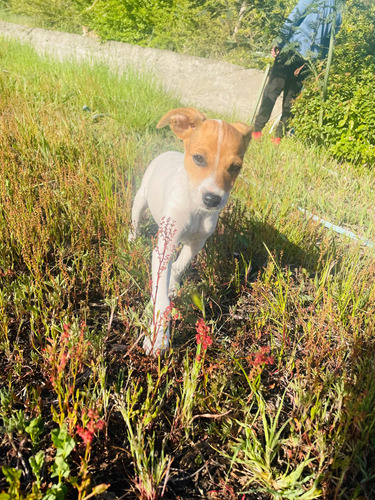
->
[[0, 9, 41, 29], [0, 7, 86, 35], [0, 37, 375, 499]]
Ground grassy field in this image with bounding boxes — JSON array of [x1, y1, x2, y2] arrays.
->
[[1, 38, 375, 499]]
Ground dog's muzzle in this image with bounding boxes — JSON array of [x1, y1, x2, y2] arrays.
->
[[203, 192, 222, 208]]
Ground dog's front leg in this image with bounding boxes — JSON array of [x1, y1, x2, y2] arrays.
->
[[143, 218, 178, 355], [129, 186, 148, 242], [168, 238, 206, 298]]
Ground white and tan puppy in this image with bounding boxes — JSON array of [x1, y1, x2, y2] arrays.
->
[[129, 107, 252, 355]]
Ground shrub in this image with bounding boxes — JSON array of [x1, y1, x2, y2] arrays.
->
[[291, 0, 375, 166], [5, 0, 92, 31], [86, 0, 176, 45]]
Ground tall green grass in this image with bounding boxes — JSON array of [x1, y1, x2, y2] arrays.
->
[[0, 38, 375, 499]]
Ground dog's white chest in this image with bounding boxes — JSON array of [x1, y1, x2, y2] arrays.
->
[[178, 211, 218, 245]]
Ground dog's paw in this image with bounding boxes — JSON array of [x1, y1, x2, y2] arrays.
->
[[168, 275, 181, 299], [142, 336, 154, 355], [168, 283, 179, 300], [128, 229, 138, 243], [143, 333, 169, 356]]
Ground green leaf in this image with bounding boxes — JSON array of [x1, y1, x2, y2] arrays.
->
[[25, 415, 44, 445], [2, 466, 22, 483], [191, 292, 205, 316], [91, 484, 110, 495], [29, 450, 45, 478], [50, 456, 70, 479], [51, 426, 75, 458], [43, 483, 67, 500], [2, 466, 21, 495]]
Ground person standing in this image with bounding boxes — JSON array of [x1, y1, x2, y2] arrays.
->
[[252, 0, 343, 142]]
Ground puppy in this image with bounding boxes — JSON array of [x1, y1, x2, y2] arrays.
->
[[129, 107, 252, 354]]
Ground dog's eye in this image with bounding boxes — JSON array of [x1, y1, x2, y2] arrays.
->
[[192, 154, 207, 167], [228, 164, 241, 175]]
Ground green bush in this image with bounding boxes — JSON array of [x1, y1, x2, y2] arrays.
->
[[86, 0, 176, 45], [85, 0, 229, 58], [292, 0, 375, 166], [293, 70, 375, 166], [79, 0, 296, 63], [6, 0, 92, 31]]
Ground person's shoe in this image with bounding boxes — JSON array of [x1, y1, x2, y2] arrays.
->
[[271, 137, 281, 144], [252, 131, 263, 141]]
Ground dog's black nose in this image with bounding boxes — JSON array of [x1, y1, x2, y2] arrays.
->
[[203, 192, 221, 208]]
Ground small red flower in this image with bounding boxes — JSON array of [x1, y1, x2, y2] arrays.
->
[[76, 426, 94, 445], [248, 346, 274, 368], [195, 319, 213, 351], [76, 409, 105, 446]]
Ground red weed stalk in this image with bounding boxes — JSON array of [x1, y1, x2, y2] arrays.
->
[[43, 322, 91, 433], [195, 318, 213, 361], [75, 408, 108, 499], [172, 318, 213, 435], [247, 346, 275, 382], [148, 217, 177, 351]]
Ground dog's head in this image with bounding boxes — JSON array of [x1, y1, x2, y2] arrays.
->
[[157, 107, 252, 211]]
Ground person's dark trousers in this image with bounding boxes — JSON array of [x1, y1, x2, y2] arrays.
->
[[253, 53, 308, 138]]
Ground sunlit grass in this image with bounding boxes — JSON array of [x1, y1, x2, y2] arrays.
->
[[1, 38, 375, 499]]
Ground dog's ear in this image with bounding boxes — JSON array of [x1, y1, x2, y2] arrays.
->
[[157, 107, 207, 140], [230, 122, 253, 152]]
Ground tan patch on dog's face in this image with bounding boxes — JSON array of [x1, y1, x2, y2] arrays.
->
[[183, 120, 247, 192]]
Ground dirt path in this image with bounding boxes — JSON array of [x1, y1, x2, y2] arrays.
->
[[0, 20, 281, 122]]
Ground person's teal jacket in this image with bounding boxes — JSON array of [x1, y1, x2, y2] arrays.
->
[[278, 0, 343, 60]]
